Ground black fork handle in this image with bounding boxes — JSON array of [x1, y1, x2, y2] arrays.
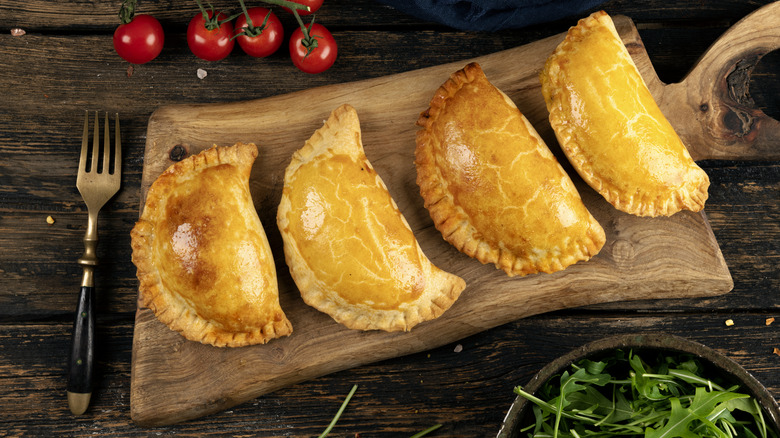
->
[[67, 285, 94, 414]]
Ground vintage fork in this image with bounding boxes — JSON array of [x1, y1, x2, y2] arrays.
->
[[68, 111, 121, 415]]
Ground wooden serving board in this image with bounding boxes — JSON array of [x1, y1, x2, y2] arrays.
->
[[131, 4, 780, 426]]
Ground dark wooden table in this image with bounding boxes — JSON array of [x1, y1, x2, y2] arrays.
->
[[1, 0, 778, 436]]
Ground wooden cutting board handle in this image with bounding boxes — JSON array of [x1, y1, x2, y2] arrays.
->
[[658, 1, 780, 160]]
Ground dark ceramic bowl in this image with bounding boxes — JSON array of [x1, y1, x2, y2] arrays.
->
[[497, 333, 780, 437]]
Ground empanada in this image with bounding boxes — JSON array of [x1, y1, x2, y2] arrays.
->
[[540, 11, 709, 217], [415, 62, 605, 277], [277, 104, 466, 332], [131, 143, 292, 347]]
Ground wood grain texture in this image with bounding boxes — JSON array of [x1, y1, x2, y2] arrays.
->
[[1, 0, 778, 435], [3, 315, 776, 437], [130, 15, 737, 426], [657, 1, 780, 160], [2, 0, 775, 31]]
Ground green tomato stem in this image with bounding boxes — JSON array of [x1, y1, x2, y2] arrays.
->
[[252, 1, 318, 57], [238, 0, 252, 27], [118, 0, 137, 25], [259, 0, 311, 12], [292, 8, 308, 37], [195, 0, 210, 25], [194, 0, 241, 31], [235, 0, 274, 37], [291, 9, 321, 59]]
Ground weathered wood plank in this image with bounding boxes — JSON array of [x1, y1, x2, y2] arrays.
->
[[1, 314, 776, 436], [1, 27, 777, 120], [1, 0, 424, 31], [1, 0, 777, 434], [1, 0, 775, 31]]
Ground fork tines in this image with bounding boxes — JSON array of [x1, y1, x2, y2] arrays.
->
[[78, 111, 121, 178]]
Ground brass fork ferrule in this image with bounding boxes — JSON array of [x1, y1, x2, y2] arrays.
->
[[77, 210, 99, 288]]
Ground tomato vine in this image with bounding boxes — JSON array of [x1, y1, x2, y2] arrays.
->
[[112, 0, 338, 73]]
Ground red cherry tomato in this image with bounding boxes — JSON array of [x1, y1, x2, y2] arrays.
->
[[113, 14, 164, 64], [235, 8, 283, 58], [289, 23, 337, 74], [187, 10, 235, 61], [283, 0, 323, 16]]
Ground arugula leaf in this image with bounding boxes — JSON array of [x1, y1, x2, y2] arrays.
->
[[645, 390, 743, 438], [512, 350, 778, 438]]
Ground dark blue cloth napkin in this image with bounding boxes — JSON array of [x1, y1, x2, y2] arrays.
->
[[376, 0, 607, 31]]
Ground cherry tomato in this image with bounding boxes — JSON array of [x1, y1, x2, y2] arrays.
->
[[187, 10, 235, 61], [113, 14, 164, 64], [235, 8, 283, 58], [283, 0, 323, 16], [289, 23, 337, 74]]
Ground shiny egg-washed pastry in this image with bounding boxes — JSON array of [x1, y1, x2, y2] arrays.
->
[[540, 11, 709, 217], [131, 143, 292, 347], [415, 62, 605, 277], [277, 104, 466, 332]]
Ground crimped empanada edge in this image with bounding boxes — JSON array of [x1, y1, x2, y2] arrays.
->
[[415, 63, 502, 269], [416, 62, 604, 276], [278, 104, 466, 332], [541, 11, 710, 217], [131, 143, 293, 348]]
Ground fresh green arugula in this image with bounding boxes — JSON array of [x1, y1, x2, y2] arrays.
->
[[513, 349, 778, 438]]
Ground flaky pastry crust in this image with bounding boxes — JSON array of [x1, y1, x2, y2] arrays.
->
[[131, 143, 292, 347], [277, 104, 466, 332], [415, 62, 605, 277], [540, 11, 709, 217]]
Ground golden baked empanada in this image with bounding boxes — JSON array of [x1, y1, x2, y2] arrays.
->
[[131, 143, 292, 347], [415, 62, 605, 277], [277, 104, 466, 332], [540, 11, 709, 217]]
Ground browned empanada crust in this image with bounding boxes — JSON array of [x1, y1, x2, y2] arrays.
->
[[416, 62, 605, 277], [277, 104, 466, 332], [131, 143, 292, 347]]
